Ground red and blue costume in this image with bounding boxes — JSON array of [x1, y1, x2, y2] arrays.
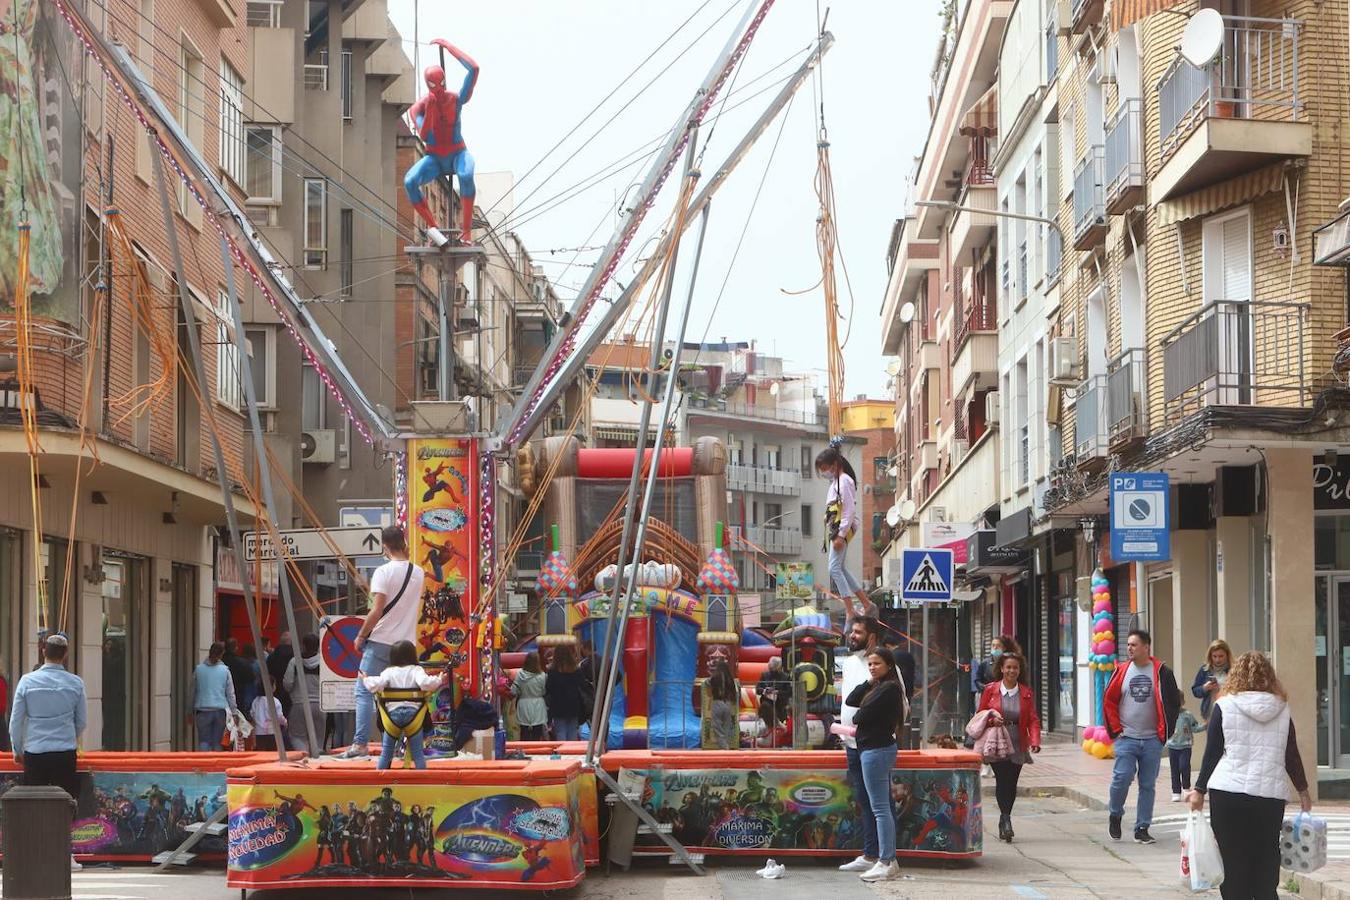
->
[[405, 39, 479, 244]]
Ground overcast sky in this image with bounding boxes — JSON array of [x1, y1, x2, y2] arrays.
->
[[387, 0, 939, 400]]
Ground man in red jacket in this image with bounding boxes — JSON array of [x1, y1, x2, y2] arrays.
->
[[1103, 629, 1180, 845]]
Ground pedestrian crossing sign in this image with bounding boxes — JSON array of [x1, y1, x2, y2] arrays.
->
[[899, 548, 953, 602]]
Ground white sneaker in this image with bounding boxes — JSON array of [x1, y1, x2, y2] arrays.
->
[[859, 860, 900, 882], [755, 858, 785, 879], [838, 856, 875, 872], [70, 856, 83, 871], [1171, 792, 1183, 802]]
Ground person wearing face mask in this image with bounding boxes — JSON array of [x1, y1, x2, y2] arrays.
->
[[837, 616, 883, 874]]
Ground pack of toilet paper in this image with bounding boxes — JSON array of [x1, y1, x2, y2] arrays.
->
[[1280, 813, 1327, 873]]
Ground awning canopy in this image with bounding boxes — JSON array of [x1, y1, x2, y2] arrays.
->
[[959, 84, 998, 137], [1112, 0, 1184, 30], [1155, 163, 1289, 225]]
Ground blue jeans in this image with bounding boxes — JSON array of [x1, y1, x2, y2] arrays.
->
[[860, 744, 898, 862], [553, 718, 580, 741], [1109, 735, 1163, 829], [829, 538, 864, 597], [378, 706, 427, 770], [846, 746, 879, 860], [352, 641, 393, 748], [195, 708, 227, 751]]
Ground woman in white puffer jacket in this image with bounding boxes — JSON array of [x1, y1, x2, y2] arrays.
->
[[1188, 651, 1311, 900]]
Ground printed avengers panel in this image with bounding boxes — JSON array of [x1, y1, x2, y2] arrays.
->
[[226, 781, 584, 889], [629, 766, 981, 857]]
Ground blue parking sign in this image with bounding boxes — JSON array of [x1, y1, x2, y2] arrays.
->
[[900, 548, 953, 602], [1109, 472, 1170, 562]]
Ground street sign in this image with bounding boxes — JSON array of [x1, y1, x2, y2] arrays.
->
[[339, 505, 394, 570], [899, 547, 953, 602], [243, 526, 383, 562], [318, 614, 365, 712], [1110, 471, 1171, 562]]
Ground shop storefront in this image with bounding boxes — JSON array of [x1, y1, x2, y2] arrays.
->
[[1313, 453, 1350, 766]]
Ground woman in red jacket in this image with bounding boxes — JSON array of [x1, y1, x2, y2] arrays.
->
[[978, 651, 1041, 842]]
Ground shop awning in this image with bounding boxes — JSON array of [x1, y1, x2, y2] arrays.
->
[[959, 84, 998, 137], [1155, 163, 1288, 226], [1112, 0, 1183, 30]]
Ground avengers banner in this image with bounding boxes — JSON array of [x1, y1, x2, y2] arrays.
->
[[226, 779, 585, 889], [628, 765, 982, 858], [407, 438, 479, 736]]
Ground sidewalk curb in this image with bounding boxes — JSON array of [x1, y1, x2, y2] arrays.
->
[[1009, 781, 1339, 898]]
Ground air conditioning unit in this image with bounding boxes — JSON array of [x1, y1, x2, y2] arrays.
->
[[1095, 48, 1117, 85], [300, 428, 336, 464], [1049, 337, 1080, 386], [985, 390, 1001, 426]]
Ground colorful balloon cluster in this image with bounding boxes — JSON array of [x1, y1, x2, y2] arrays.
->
[[1085, 568, 1116, 758], [1088, 569, 1116, 671], [1082, 724, 1115, 759]]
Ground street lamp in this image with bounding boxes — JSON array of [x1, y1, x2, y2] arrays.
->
[[914, 199, 1068, 249]]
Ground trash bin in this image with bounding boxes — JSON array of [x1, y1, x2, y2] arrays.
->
[[2, 785, 75, 900]]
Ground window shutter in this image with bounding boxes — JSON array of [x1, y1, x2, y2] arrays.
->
[[1221, 215, 1250, 302]]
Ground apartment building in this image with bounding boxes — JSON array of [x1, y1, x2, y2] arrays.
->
[[878, 0, 1011, 722], [1040, 0, 1350, 776], [0, 0, 253, 749]]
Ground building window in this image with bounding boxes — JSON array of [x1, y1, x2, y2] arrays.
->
[[341, 48, 354, 121], [340, 208, 354, 296], [245, 326, 276, 408], [302, 361, 326, 429], [1015, 357, 1029, 488], [801, 444, 813, 474], [218, 59, 245, 186], [801, 504, 813, 537], [729, 440, 743, 466], [215, 290, 242, 410], [245, 124, 282, 204], [246, 0, 283, 27], [763, 445, 780, 470], [303, 177, 328, 269], [764, 502, 783, 529], [177, 36, 205, 225]]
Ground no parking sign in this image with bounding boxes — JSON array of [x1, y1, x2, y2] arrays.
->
[[319, 615, 365, 712]]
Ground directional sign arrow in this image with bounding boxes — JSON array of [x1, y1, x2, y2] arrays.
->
[[361, 533, 381, 552]]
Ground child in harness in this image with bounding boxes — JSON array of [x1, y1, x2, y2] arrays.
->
[[362, 640, 446, 769]]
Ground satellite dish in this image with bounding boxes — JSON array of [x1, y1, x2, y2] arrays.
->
[[1180, 9, 1224, 68], [899, 302, 916, 324], [885, 506, 902, 527], [769, 381, 780, 397], [884, 360, 901, 377], [898, 499, 917, 521]]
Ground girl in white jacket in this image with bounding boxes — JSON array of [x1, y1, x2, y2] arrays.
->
[[1189, 651, 1311, 900]]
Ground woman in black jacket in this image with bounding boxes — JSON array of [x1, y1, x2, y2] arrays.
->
[[545, 645, 585, 741], [843, 648, 906, 883]]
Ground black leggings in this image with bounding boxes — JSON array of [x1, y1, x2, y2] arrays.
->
[[519, 724, 545, 741], [990, 760, 1023, 816], [1208, 789, 1285, 900]]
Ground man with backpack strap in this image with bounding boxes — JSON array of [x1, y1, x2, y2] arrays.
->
[[339, 526, 427, 759]]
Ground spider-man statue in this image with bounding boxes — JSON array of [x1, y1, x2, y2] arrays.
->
[[405, 38, 479, 246]]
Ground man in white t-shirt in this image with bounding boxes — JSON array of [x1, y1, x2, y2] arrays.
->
[[338, 526, 427, 758], [837, 616, 882, 873]]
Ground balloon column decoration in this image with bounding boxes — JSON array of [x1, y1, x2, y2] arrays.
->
[[1083, 568, 1116, 759]]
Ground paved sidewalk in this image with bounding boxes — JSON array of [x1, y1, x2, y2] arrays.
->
[[1013, 738, 1350, 898]]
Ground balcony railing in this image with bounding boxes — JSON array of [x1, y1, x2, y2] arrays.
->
[[1106, 347, 1146, 444], [745, 526, 804, 556], [726, 464, 802, 496], [247, 0, 283, 27], [953, 291, 996, 353], [1074, 374, 1108, 461], [1104, 99, 1143, 211], [1157, 15, 1303, 161], [686, 396, 824, 429], [1161, 299, 1309, 423], [1072, 146, 1106, 247], [303, 63, 329, 91], [967, 135, 995, 186]]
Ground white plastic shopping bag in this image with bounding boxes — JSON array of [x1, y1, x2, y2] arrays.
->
[[1180, 811, 1224, 893]]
